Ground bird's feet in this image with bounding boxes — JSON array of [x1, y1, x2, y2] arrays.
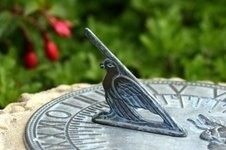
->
[[93, 111, 110, 120], [92, 111, 119, 122]]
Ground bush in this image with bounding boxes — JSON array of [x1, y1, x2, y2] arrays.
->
[[0, 0, 226, 108]]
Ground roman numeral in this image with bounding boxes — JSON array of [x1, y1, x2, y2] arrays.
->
[[169, 84, 187, 94], [213, 88, 226, 100]]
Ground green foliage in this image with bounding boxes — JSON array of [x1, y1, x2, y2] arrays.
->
[[1, 0, 226, 108]]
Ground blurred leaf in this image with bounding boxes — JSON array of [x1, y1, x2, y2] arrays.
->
[[48, 5, 67, 18], [24, 1, 40, 16], [0, 11, 18, 39]]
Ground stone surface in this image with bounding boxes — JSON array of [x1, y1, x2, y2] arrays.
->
[[0, 83, 90, 150]]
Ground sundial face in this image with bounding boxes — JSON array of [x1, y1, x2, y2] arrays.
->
[[24, 80, 226, 150]]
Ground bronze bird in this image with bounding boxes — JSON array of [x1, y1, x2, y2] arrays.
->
[[97, 58, 160, 121], [92, 58, 186, 137]]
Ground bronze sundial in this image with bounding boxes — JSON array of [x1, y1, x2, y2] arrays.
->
[[24, 28, 226, 150]]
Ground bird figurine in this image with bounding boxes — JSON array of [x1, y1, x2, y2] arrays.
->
[[85, 28, 186, 137]]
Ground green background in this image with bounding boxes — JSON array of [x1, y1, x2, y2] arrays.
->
[[0, 0, 226, 108]]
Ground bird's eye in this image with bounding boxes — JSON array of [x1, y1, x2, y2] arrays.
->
[[107, 63, 115, 68], [206, 130, 211, 135]]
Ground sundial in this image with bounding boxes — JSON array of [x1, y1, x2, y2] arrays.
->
[[24, 28, 226, 150]]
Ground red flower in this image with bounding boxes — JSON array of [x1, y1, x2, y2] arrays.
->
[[48, 16, 72, 37], [24, 50, 38, 69], [43, 35, 59, 61]]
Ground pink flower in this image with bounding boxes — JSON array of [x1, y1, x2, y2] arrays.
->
[[43, 34, 60, 61], [48, 16, 72, 37], [24, 47, 38, 69]]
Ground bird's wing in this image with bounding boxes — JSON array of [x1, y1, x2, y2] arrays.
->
[[113, 75, 157, 113]]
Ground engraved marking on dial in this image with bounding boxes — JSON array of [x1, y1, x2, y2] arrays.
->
[[94, 89, 105, 96], [45, 110, 72, 119], [35, 108, 74, 149], [169, 84, 187, 95], [87, 106, 103, 112], [61, 101, 83, 109], [74, 96, 94, 104], [131, 79, 226, 110], [169, 84, 187, 108], [195, 97, 201, 108], [80, 95, 99, 102], [223, 104, 226, 111], [67, 103, 109, 150], [38, 120, 67, 130], [38, 132, 65, 139], [214, 87, 226, 100], [146, 84, 159, 94], [210, 100, 220, 110], [154, 94, 169, 105]]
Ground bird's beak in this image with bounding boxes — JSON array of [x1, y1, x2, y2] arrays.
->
[[100, 63, 105, 69]]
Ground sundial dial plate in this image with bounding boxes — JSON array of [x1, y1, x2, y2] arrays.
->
[[24, 80, 226, 150]]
